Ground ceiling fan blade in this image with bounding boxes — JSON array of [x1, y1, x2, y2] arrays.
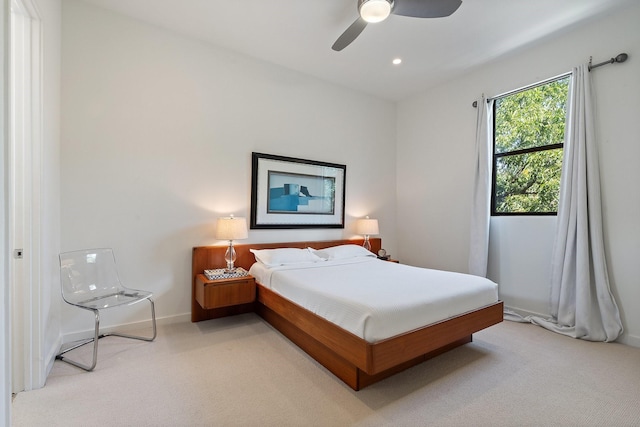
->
[[332, 17, 368, 51], [393, 0, 462, 18]]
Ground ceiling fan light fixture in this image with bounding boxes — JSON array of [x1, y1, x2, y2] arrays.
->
[[359, 0, 392, 23]]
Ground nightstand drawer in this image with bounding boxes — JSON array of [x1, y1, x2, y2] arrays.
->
[[195, 275, 256, 310]]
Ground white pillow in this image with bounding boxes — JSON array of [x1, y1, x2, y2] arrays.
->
[[250, 248, 323, 267], [310, 244, 376, 260]]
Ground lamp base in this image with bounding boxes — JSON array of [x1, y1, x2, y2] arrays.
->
[[224, 242, 237, 273], [362, 235, 371, 251]]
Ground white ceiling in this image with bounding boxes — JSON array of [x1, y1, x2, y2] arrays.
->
[[80, 0, 632, 101]]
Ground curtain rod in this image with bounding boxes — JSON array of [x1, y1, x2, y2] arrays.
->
[[471, 71, 572, 108], [472, 52, 630, 108], [588, 52, 628, 71]]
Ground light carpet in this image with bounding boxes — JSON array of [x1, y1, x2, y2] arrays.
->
[[11, 314, 640, 426]]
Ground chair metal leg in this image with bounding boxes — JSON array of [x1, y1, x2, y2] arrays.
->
[[104, 298, 157, 342], [56, 298, 157, 371], [56, 307, 101, 371]]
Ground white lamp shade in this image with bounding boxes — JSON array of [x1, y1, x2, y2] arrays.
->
[[359, 0, 392, 23], [215, 216, 248, 240], [355, 217, 379, 235]]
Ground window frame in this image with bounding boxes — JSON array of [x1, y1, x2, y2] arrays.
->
[[490, 73, 571, 216]]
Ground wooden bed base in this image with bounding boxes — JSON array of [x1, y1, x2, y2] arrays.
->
[[192, 238, 504, 390]]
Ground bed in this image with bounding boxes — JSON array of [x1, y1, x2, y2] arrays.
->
[[192, 238, 503, 390]]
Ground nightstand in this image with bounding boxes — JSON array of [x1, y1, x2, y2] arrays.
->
[[192, 274, 256, 322], [195, 274, 256, 310]]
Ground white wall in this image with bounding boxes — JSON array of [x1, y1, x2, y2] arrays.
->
[[397, 2, 640, 346], [60, 0, 397, 334]]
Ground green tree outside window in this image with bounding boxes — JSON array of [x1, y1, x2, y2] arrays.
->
[[493, 77, 570, 215]]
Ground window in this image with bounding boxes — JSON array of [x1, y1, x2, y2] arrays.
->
[[492, 76, 571, 215]]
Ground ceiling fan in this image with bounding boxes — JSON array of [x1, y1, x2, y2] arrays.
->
[[332, 0, 462, 51]]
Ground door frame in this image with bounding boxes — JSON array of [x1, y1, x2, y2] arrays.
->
[[2, 0, 12, 423], [9, 0, 44, 394]]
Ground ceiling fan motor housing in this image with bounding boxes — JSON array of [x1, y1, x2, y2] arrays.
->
[[358, 0, 394, 23]]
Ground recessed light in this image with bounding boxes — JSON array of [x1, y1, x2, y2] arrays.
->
[[392, 58, 402, 65]]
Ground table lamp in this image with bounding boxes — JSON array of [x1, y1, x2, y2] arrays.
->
[[355, 216, 379, 251], [215, 214, 248, 272]]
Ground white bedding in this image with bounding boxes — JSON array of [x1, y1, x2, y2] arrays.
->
[[249, 257, 499, 343]]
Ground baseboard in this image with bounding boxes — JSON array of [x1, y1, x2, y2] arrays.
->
[[61, 312, 190, 344], [616, 333, 640, 348], [45, 335, 63, 377], [504, 305, 639, 349], [503, 305, 548, 320]]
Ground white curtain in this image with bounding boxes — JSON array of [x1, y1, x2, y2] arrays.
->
[[529, 64, 623, 342], [469, 96, 494, 277]]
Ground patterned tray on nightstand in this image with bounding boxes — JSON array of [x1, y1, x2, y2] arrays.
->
[[204, 267, 249, 280]]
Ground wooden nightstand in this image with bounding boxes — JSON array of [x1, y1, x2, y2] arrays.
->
[[196, 274, 256, 309], [192, 274, 256, 322]]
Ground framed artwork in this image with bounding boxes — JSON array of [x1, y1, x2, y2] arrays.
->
[[250, 152, 346, 229]]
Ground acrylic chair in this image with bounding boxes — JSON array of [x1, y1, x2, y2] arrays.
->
[[56, 248, 157, 371]]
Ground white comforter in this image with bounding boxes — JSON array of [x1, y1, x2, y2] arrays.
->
[[250, 257, 499, 343]]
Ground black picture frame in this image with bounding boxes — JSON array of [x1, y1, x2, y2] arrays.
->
[[250, 152, 346, 229]]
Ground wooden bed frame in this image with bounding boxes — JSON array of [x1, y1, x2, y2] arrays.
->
[[192, 238, 503, 390]]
